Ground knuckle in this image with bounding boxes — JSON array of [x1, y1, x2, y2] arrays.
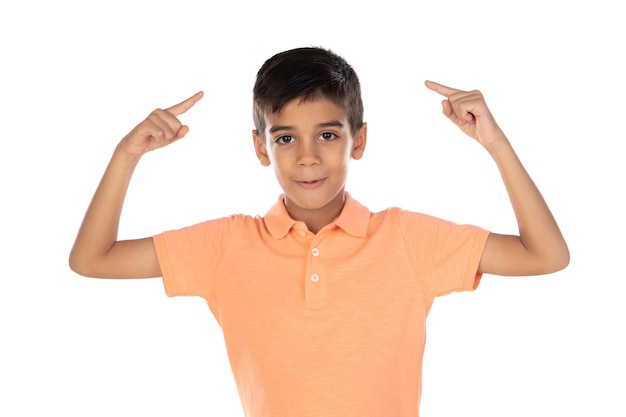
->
[[154, 129, 165, 140], [147, 111, 161, 122]]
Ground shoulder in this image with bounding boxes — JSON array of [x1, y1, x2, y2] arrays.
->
[[364, 206, 444, 240], [370, 206, 486, 240], [370, 206, 444, 226], [157, 213, 262, 238]]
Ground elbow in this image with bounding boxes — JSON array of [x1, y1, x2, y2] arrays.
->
[[68, 250, 99, 278], [68, 255, 88, 277], [554, 247, 570, 272], [540, 243, 570, 275], [554, 239, 570, 271]]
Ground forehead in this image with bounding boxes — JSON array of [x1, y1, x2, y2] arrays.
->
[[264, 96, 349, 130]]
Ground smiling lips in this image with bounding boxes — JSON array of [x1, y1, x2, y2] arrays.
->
[[296, 178, 326, 189]]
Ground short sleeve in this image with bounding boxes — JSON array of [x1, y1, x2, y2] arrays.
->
[[153, 215, 238, 308], [399, 210, 490, 297]]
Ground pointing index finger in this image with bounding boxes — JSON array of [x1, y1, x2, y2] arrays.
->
[[424, 80, 459, 97], [166, 91, 204, 116]]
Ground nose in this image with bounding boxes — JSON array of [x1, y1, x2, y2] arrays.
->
[[297, 140, 321, 167]]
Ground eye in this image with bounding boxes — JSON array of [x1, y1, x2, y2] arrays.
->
[[275, 135, 296, 145], [319, 132, 338, 141]]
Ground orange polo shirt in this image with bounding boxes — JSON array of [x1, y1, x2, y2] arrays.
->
[[153, 193, 489, 417]]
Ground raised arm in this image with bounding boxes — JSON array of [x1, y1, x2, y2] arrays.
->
[[425, 81, 569, 276], [69, 91, 204, 278]]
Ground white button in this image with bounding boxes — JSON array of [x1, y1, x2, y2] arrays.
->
[[311, 248, 320, 256], [310, 274, 319, 283], [298, 231, 306, 237]]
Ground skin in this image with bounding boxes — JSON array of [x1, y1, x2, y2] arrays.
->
[[423, 80, 569, 275], [69, 82, 569, 279], [69, 91, 204, 278], [252, 98, 367, 234]]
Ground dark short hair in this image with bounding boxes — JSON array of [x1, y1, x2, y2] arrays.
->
[[253, 46, 364, 139]]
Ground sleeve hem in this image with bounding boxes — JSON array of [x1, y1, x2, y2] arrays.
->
[[462, 229, 491, 291], [152, 233, 179, 298]]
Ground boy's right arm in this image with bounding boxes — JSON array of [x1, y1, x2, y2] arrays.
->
[[69, 91, 204, 278]]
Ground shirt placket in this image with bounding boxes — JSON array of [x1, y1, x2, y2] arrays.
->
[[296, 227, 328, 309]]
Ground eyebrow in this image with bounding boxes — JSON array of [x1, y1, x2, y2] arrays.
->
[[268, 120, 345, 134]]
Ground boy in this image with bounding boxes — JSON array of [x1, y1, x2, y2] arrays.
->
[[69, 47, 569, 416]]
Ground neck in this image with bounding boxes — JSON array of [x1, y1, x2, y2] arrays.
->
[[283, 191, 346, 234]]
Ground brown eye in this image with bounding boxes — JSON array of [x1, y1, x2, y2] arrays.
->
[[320, 132, 337, 141], [276, 135, 295, 144]]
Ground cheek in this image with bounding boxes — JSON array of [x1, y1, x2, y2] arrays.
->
[[269, 155, 288, 179], [267, 148, 280, 167], [337, 147, 353, 166]]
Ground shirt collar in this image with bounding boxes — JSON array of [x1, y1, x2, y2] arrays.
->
[[264, 192, 371, 239]]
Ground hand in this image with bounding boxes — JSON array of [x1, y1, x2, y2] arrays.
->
[[118, 91, 204, 157], [425, 81, 504, 148]]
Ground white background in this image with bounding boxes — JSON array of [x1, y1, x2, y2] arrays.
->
[[1, 1, 624, 416]]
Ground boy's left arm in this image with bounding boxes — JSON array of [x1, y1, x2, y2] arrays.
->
[[425, 81, 570, 276]]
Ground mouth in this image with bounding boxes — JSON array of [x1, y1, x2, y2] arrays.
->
[[295, 178, 326, 189]]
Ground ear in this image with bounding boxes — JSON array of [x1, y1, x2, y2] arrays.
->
[[351, 122, 367, 160], [252, 130, 271, 166]]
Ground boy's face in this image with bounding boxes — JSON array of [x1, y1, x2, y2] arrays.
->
[[253, 97, 367, 225]]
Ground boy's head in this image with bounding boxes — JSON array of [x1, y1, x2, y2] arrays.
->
[[253, 46, 364, 140]]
